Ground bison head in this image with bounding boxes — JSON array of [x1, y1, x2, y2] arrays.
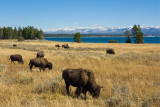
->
[[46, 62, 52, 70], [92, 85, 102, 98], [19, 60, 24, 64]]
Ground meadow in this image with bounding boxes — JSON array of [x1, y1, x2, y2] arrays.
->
[[0, 40, 159, 107]]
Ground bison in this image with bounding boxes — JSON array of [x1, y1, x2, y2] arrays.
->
[[36, 51, 44, 58], [9, 54, 24, 64], [29, 58, 52, 72], [62, 68, 102, 98], [62, 44, 69, 49], [13, 44, 17, 47], [55, 44, 61, 48], [106, 49, 115, 54]]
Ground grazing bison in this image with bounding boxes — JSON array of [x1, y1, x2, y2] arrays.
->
[[62, 44, 69, 49], [9, 54, 24, 64], [106, 49, 115, 54], [29, 58, 52, 72], [13, 44, 17, 47], [62, 68, 102, 98], [55, 44, 61, 48], [36, 51, 44, 58]]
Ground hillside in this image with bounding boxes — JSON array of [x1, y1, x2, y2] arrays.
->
[[44, 26, 160, 36]]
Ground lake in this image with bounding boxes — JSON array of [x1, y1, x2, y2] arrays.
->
[[44, 37, 160, 43]]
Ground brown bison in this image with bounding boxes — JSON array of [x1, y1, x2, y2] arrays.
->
[[9, 54, 24, 64], [55, 44, 61, 48], [36, 51, 44, 58], [106, 49, 115, 54], [29, 58, 52, 72], [62, 44, 69, 49], [13, 44, 17, 47], [62, 68, 102, 98]]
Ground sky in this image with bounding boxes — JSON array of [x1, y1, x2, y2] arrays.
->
[[0, 0, 159, 31]]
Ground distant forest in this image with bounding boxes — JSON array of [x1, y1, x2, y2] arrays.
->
[[44, 34, 123, 37], [0, 26, 44, 39]]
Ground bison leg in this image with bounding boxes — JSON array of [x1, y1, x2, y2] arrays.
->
[[82, 87, 87, 99], [11, 60, 14, 63], [39, 68, 42, 72], [75, 86, 82, 98], [65, 83, 70, 95], [30, 64, 33, 72], [42, 67, 45, 71]]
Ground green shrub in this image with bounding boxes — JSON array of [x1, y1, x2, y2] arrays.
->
[[107, 96, 121, 107], [35, 76, 63, 93], [142, 98, 153, 107], [18, 36, 25, 41], [19, 77, 34, 85], [0, 64, 7, 72], [121, 100, 131, 107], [109, 40, 119, 43]]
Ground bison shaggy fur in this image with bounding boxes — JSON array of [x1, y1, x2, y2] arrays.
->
[[29, 58, 52, 72], [9, 54, 24, 64], [13, 44, 17, 47], [106, 49, 115, 54], [36, 51, 45, 58], [55, 44, 61, 48], [62, 68, 102, 98], [62, 44, 69, 49]]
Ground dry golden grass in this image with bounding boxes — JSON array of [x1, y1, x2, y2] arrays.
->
[[0, 39, 160, 107]]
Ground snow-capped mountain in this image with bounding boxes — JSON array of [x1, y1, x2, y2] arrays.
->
[[44, 26, 160, 36]]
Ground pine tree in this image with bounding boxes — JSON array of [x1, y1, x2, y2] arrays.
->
[[18, 27, 23, 37], [74, 32, 82, 43], [0, 28, 3, 39], [132, 24, 144, 44], [124, 30, 132, 43], [13, 27, 18, 39], [6, 27, 13, 39]]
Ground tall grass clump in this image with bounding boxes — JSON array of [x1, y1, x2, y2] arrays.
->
[[142, 98, 153, 107], [34, 76, 63, 94]]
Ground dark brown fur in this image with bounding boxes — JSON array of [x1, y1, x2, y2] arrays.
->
[[36, 51, 44, 58], [62, 44, 69, 49], [106, 49, 115, 54], [13, 44, 17, 47], [29, 58, 52, 72], [55, 44, 61, 48], [9, 54, 24, 64], [62, 68, 102, 98]]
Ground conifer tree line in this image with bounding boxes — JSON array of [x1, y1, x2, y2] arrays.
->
[[0, 26, 44, 39]]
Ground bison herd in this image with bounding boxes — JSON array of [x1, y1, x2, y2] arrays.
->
[[8, 46, 116, 99], [55, 44, 70, 49]]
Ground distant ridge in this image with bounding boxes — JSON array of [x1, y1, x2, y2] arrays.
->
[[44, 26, 160, 36]]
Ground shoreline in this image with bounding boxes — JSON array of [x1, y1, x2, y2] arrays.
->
[[44, 35, 157, 38]]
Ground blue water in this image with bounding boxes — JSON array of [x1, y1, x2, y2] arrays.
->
[[44, 37, 160, 43]]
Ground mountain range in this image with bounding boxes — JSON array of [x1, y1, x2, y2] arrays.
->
[[44, 26, 160, 36]]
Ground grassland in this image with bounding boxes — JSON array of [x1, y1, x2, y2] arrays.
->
[[0, 39, 159, 107]]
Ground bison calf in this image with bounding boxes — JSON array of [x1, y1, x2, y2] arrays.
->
[[106, 49, 115, 54], [29, 58, 52, 72], [62, 68, 102, 98], [9, 54, 24, 64], [36, 51, 44, 58]]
